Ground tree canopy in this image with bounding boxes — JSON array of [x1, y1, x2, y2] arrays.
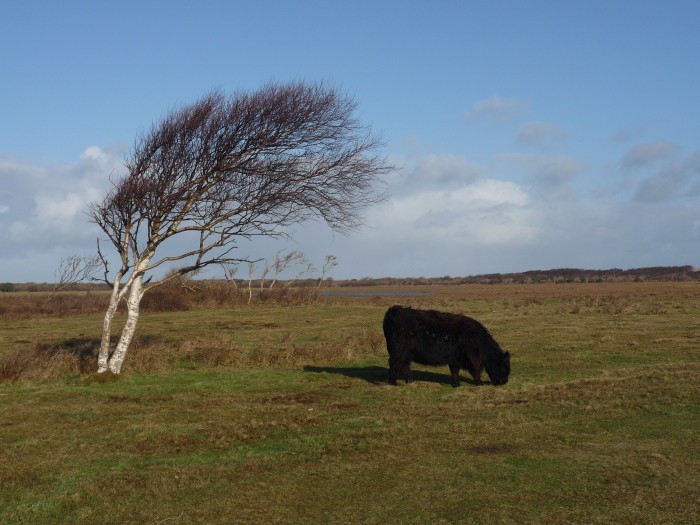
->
[[88, 81, 394, 373]]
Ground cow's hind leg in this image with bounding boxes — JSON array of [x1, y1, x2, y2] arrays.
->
[[449, 364, 461, 388], [400, 338, 415, 384], [401, 361, 412, 383]]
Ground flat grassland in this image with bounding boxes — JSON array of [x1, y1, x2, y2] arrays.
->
[[1, 282, 699, 524]]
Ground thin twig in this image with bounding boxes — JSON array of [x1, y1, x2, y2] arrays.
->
[[154, 511, 184, 525]]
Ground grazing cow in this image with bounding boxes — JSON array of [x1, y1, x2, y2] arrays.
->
[[383, 305, 510, 387]]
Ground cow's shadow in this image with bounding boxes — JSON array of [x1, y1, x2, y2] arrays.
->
[[303, 365, 480, 387]]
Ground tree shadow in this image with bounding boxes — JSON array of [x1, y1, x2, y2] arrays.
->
[[32, 335, 164, 374], [35, 337, 102, 373], [303, 365, 480, 387]]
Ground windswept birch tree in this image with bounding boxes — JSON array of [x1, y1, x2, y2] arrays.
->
[[88, 81, 393, 373]]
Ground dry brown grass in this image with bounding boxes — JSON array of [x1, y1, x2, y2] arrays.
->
[[0, 281, 325, 321], [0, 292, 110, 319]]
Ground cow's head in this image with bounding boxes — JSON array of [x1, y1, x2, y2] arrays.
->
[[487, 351, 511, 386]]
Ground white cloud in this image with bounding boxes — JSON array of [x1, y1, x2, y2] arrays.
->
[[2, 137, 699, 282], [81, 146, 105, 160], [35, 193, 85, 223], [0, 146, 125, 253], [34, 188, 104, 232], [286, 141, 699, 279], [365, 178, 538, 246]]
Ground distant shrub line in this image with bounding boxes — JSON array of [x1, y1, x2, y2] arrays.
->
[[0, 280, 321, 319], [339, 265, 700, 286], [2, 265, 697, 296]]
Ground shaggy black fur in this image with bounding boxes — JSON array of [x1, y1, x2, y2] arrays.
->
[[383, 305, 511, 387]]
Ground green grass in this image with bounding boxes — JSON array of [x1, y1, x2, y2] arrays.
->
[[1, 283, 699, 524]]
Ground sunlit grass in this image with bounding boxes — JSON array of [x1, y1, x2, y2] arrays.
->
[[1, 282, 699, 524]]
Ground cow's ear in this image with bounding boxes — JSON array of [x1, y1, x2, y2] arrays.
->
[[505, 351, 511, 358]]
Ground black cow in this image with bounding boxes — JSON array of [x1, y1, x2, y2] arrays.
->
[[383, 305, 510, 387]]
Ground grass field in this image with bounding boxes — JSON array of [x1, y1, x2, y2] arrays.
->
[[1, 282, 699, 524]]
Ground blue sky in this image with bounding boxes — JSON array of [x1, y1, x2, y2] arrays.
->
[[1, 1, 699, 282]]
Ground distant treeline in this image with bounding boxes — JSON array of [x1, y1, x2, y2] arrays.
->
[[336, 265, 700, 286], [1, 265, 698, 293]]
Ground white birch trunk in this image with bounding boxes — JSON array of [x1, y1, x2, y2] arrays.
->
[[107, 272, 146, 374], [97, 257, 151, 374], [97, 275, 126, 373]]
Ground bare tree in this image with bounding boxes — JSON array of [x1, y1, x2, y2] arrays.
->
[[221, 263, 239, 291], [88, 81, 393, 373], [246, 262, 257, 306], [316, 255, 339, 290], [49, 254, 101, 299], [268, 250, 310, 289]]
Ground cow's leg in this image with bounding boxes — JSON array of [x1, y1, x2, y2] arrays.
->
[[449, 364, 461, 387], [388, 356, 411, 385], [388, 355, 400, 385], [464, 356, 483, 386], [386, 333, 400, 385], [400, 360, 412, 383], [466, 364, 483, 385], [401, 339, 415, 383]]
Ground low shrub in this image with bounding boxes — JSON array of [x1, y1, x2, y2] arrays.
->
[[0, 293, 110, 319], [0, 281, 323, 319], [0, 338, 99, 382], [140, 287, 193, 312]]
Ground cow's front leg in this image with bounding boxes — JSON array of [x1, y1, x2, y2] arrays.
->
[[465, 363, 483, 386]]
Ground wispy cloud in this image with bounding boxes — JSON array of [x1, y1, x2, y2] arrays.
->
[[633, 164, 687, 202], [612, 123, 647, 143], [502, 153, 586, 198], [467, 96, 526, 124], [632, 148, 700, 202], [622, 139, 680, 168], [402, 154, 481, 191], [517, 121, 566, 148]]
